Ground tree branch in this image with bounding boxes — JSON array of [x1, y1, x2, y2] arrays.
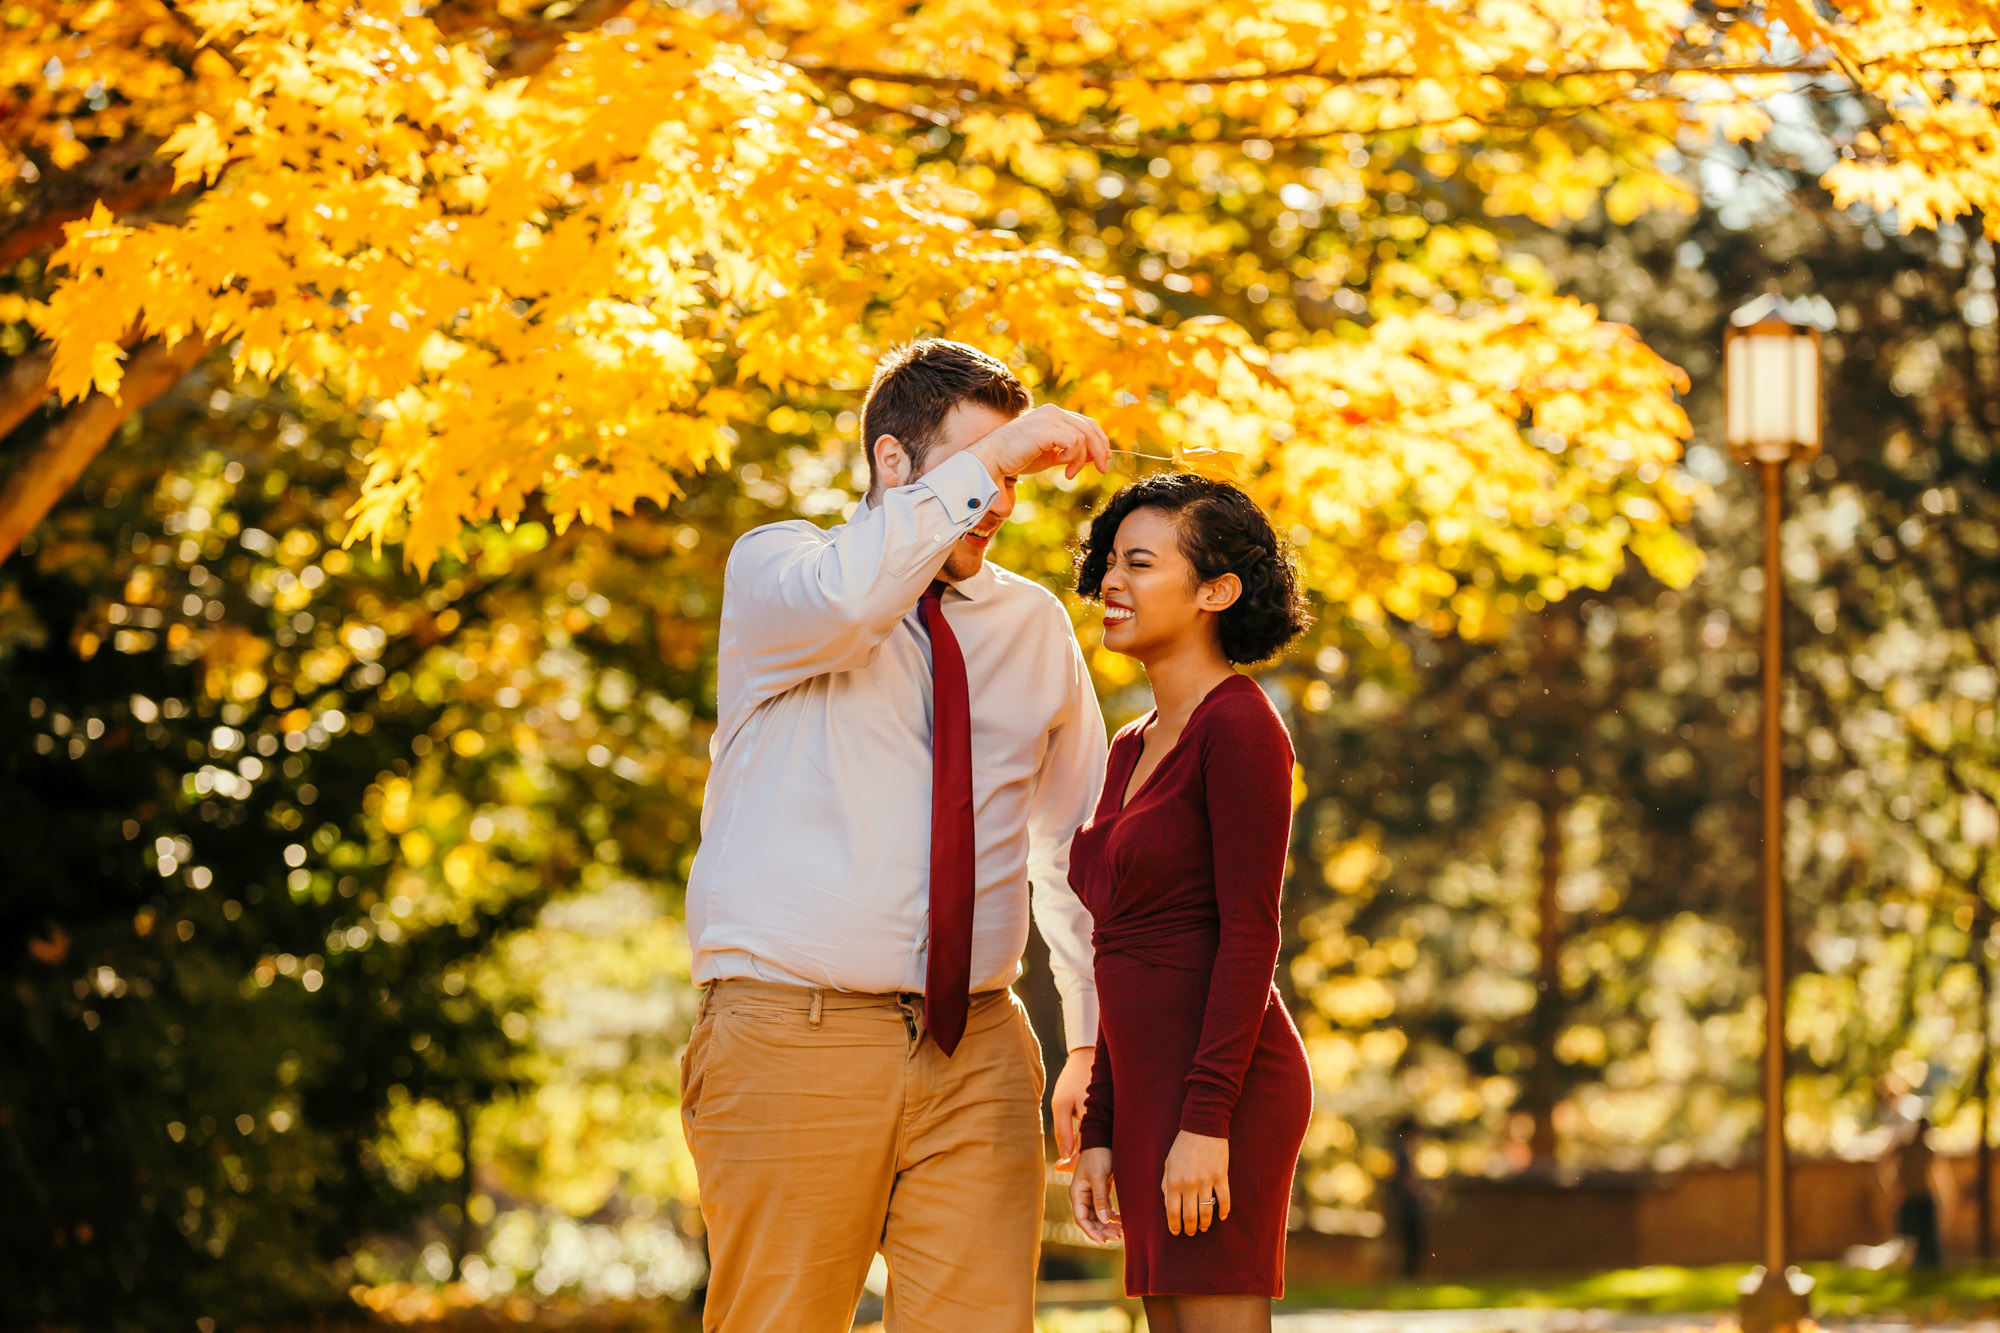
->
[[0, 1, 630, 269], [427, 0, 635, 78], [0, 346, 55, 445], [0, 137, 184, 270], [0, 336, 213, 562], [800, 37, 2000, 98]]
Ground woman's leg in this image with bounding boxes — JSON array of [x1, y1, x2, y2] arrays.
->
[[1142, 1296, 1182, 1333], [1155, 1295, 1272, 1333]]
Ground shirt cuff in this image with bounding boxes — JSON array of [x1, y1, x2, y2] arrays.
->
[[916, 449, 999, 526], [1061, 984, 1099, 1054]]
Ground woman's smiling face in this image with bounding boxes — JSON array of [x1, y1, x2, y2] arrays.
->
[[1097, 506, 1236, 660]]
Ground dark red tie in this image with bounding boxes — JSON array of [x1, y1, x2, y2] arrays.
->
[[918, 580, 975, 1056]]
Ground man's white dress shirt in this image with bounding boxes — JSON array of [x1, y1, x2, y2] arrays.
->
[[687, 450, 1109, 1049]]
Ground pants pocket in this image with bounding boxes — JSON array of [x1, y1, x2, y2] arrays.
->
[[1011, 997, 1047, 1103], [680, 1007, 717, 1129]]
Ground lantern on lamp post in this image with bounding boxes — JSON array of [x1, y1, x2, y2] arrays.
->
[[1726, 299, 1820, 1333]]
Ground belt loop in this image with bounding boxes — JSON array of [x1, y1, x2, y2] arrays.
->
[[697, 985, 714, 1020], [808, 988, 824, 1030]]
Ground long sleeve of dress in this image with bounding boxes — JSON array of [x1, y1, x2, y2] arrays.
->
[[1178, 694, 1295, 1138], [1080, 1024, 1116, 1150]]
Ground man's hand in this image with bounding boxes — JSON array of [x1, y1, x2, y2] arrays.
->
[[1050, 1046, 1095, 1171], [1161, 1129, 1230, 1236], [1070, 1147, 1123, 1244], [968, 404, 1111, 485]]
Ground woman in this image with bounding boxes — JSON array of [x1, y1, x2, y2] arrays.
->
[[1066, 472, 1313, 1333]]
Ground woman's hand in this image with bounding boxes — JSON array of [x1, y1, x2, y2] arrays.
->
[[1161, 1130, 1230, 1235], [1070, 1147, 1123, 1244]]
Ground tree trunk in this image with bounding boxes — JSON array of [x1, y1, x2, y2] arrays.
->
[[1531, 781, 1564, 1167], [1978, 877, 1994, 1261], [0, 335, 211, 562], [453, 1099, 478, 1281]]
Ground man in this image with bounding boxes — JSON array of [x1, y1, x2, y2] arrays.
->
[[682, 339, 1113, 1331], [1891, 1116, 1944, 1270]]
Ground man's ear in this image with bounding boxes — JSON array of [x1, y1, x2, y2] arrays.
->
[[871, 434, 911, 494], [1199, 572, 1242, 613]]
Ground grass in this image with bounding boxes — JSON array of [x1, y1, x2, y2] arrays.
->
[[294, 1264, 2000, 1331], [1283, 1262, 2000, 1319]]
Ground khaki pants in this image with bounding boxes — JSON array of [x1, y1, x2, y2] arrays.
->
[[681, 979, 1047, 1332]]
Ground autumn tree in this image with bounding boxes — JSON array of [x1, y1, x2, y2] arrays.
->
[[1280, 117, 2000, 1215], [10, 0, 2000, 1312], [1, 0, 1824, 624], [0, 359, 808, 1323]]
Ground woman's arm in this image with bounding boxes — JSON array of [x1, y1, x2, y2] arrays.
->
[[1079, 1025, 1115, 1151], [1179, 693, 1295, 1138]]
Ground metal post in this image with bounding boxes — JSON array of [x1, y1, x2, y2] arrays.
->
[[1759, 459, 1789, 1278], [1739, 460, 1811, 1333]]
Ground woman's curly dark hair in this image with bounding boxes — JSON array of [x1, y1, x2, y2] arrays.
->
[[1074, 472, 1311, 665]]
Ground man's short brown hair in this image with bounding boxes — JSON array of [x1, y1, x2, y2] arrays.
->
[[860, 339, 1030, 498]]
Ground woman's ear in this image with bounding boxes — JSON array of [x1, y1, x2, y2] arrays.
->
[[1199, 572, 1242, 613], [871, 434, 911, 493]]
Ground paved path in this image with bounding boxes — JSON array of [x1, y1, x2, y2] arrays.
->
[[1272, 1313, 2000, 1333], [1273, 1313, 1694, 1332]]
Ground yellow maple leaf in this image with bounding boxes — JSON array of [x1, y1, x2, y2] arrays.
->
[[88, 340, 126, 397], [959, 111, 1041, 164], [159, 112, 232, 188]]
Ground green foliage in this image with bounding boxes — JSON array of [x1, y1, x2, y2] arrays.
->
[[1, 384, 527, 1324], [0, 371, 795, 1324], [1281, 105, 2000, 1208], [1286, 1263, 2000, 1318]]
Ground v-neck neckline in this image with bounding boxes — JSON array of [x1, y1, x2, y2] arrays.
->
[[1116, 674, 1243, 813]]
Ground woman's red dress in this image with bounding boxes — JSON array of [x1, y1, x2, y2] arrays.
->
[[1072, 673, 1312, 1298]]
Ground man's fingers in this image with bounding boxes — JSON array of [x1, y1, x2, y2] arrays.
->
[[1083, 418, 1112, 473], [1072, 412, 1111, 473]]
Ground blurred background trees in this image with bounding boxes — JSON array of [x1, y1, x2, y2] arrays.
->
[[1282, 126, 2000, 1218], [6, 0, 2000, 1326]]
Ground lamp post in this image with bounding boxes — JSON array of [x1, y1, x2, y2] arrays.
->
[[1725, 300, 1820, 1333]]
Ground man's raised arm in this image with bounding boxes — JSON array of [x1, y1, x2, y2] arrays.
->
[[722, 405, 1110, 704], [723, 451, 997, 700]]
